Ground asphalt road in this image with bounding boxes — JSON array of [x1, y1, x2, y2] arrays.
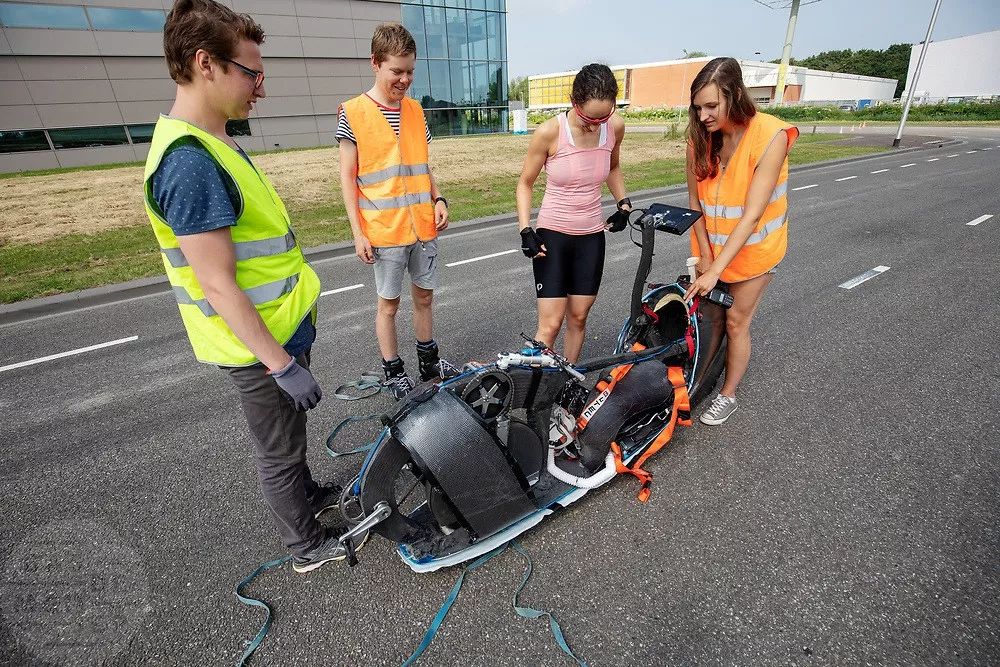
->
[[1, 130, 998, 666]]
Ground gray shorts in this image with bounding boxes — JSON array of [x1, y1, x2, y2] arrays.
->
[[373, 240, 439, 300]]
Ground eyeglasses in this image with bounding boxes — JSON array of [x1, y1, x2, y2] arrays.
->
[[218, 56, 265, 90], [574, 105, 615, 126]]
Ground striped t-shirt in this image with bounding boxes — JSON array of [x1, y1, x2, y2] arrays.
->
[[336, 94, 431, 144]]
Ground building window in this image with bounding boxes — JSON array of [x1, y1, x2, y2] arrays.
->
[[402, 0, 508, 134], [48, 125, 128, 149], [226, 120, 252, 137], [0, 129, 50, 153], [86, 7, 165, 32], [0, 2, 88, 29], [127, 124, 156, 144]]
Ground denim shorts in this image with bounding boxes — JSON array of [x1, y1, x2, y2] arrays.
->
[[372, 240, 439, 299]]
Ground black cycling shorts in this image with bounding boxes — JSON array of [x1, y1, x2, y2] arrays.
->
[[531, 228, 606, 298]]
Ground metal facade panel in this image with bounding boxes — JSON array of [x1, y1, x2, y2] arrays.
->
[[295, 0, 352, 19], [27, 78, 115, 104], [37, 101, 123, 127], [0, 104, 43, 130], [117, 99, 169, 123], [297, 16, 355, 39], [109, 77, 174, 102], [15, 55, 107, 80], [0, 80, 31, 105], [0, 150, 59, 172], [4, 28, 100, 56]]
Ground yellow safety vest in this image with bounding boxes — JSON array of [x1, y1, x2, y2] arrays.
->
[[143, 115, 320, 367], [342, 95, 436, 247], [692, 112, 798, 283]]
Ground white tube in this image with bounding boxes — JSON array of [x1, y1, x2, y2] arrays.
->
[[546, 448, 618, 489], [686, 256, 699, 281]]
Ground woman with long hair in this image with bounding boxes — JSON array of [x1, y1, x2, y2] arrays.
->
[[516, 63, 630, 362], [682, 57, 798, 425]]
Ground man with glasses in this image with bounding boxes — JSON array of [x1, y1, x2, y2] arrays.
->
[[142, 0, 363, 574]]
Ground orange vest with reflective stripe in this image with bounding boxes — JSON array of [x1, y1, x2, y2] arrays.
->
[[342, 95, 436, 247], [692, 112, 798, 283]]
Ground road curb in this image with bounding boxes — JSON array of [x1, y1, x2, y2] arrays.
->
[[0, 142, 947, 325]]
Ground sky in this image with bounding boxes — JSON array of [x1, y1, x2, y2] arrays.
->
[[504, 0, 1000, 78]]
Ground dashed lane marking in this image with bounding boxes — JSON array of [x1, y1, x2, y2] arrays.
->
[[927, 158, 939, 162], [871, 169, 890, 174], [0, 336, 139, 374], [900, 163, 916, 168], [835, 176, 858, 182], [792, 184, 819, 191], [967, 214, 994, 227], [839, 266, 890, 290], [320, 283, 364, 297], [446, 248, 520, 267]]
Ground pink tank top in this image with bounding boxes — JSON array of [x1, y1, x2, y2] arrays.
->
[[536, 112, 615, 235]]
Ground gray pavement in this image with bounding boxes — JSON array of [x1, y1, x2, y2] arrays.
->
[[1, 129, 999, 666]]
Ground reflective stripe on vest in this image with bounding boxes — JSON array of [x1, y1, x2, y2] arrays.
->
[[160, 231, 296, 268], [172, 274, 299, 318], [356, 163, 430, 187], [699, 181, 788, 220], [358, 192, 433, 211], [708, 213, 787, 246]]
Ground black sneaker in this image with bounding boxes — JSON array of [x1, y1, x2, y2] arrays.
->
[[383, 374, 416, 400], [292, 526, 370, 574], [307, 481, 342, 518]]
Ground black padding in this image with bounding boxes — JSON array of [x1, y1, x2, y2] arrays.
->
[[576, 360, 678, 470], [392, 389, 535, 538]]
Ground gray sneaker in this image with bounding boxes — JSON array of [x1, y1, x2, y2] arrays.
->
[[700, 394, 737, 425]]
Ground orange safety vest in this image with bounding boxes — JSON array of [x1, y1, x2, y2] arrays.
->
[[691, 112, 798, 283], [341, 95, 437, 247]]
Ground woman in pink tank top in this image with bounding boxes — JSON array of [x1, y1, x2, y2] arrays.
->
[[516, 64, 631, 362]]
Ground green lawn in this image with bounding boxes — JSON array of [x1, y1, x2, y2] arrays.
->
[[0, 135, 885, 304]]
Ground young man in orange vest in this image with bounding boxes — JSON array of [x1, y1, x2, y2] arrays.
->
[[338, 23, 451, 400]]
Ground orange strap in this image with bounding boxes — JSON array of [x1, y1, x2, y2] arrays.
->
[[611, 366, 691, 503], [578, 343, 645, 430]]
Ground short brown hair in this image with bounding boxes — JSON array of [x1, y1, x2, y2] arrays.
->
[[164, 0, 266, 83], [371, 23, 417, 64]]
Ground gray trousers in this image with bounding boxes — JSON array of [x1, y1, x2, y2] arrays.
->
[[225, 350, 323, 557]]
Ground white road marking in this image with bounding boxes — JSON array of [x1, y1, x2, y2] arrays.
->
[[967, 214, 994, 227], [965, 150, 977, 154], [983, 147, 993, 151], [899, 163, 916, 168], [835, 176, 857, 182], [926, 158, 939, 162], [870, 169, 890, 174], [0, 336, 139, 374], [792, 184, 819, 191], [320, 283, 364, 297], [839, 266, 890, 290], [446, 248, 519, 267], [922, 140, 940, 144], [946, 154, 960, 158]]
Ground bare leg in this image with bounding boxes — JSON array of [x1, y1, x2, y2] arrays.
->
[[720, 273, 773, 397], [534, 297, 567, 349], [563, 294, 598, 363], [375, 296, 400, 361], [411, 284, 433, 343]]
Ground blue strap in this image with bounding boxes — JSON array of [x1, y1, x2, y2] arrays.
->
[[234, 555, 292, 667], [333, 372, 383, 401], [510, 541, 587, 666], [401, 543, 512, 666], [401, 541, 586, 666], [325, 414, 382, 460]]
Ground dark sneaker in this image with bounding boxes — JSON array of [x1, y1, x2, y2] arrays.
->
[[436, 358, 460, 380], [383, 374, 416, 400], [417, 344, 442, 382], [307, 481, 342, 518], [292, 526, 370, 574]]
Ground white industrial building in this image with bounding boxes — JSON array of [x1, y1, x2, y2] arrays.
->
[[903, 29, 1000, 102]]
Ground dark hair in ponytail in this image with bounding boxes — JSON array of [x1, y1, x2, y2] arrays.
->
[[570, 63, 618, 106]]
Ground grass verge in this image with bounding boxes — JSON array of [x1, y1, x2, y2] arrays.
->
[[0, 135, 884, 304]]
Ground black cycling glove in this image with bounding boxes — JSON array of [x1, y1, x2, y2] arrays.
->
[[606, 197, 632, 233], [520, 227, 545, 258]]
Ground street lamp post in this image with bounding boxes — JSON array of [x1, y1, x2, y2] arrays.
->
[[894, 0, 944, 148], [774, 0, 800, 105]]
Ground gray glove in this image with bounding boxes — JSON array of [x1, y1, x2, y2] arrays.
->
[[270, 358, 322, 411]]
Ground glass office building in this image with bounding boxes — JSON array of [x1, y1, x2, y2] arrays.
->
[[401, 0, 508, 135]]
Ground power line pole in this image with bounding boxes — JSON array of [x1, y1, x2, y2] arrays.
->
[[774, 0, 800, 105], [894, 0, 943, 148]]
